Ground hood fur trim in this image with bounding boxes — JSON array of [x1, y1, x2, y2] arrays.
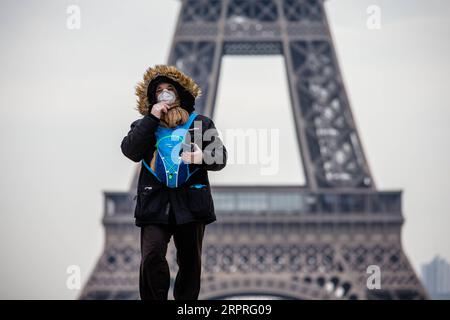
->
[[135, 64, 202, 116]]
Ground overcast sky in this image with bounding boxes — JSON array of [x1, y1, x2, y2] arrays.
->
[[0, 0, 449, 299]]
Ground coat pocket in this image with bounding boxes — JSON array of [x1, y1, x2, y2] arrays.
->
[[187, 184, 213, 218], [135, 185, 164, 219]]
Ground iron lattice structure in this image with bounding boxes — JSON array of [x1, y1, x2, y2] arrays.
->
[[80, 0, 428, 300]]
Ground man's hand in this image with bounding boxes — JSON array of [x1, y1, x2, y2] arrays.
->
[[181, 143, 203, 164], [150, 102, 170, 119]]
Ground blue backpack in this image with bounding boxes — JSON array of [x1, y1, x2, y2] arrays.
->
[[142, 111, 200, 188]]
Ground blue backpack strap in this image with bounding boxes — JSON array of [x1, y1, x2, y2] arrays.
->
[[182, 111, 198, 131], [141, 158, 163, 183], [186, 166, 200, 180], [181, 111, 201, 181]]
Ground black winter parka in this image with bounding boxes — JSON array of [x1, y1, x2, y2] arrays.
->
[[121, 112, 227, 227]]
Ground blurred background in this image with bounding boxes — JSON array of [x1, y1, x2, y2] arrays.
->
[[0, 0, 449, 299]]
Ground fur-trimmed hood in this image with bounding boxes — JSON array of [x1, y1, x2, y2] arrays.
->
[[135, 64, 202, 116]]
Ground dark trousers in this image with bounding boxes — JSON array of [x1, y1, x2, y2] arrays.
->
[[139, 205, 206, 300]]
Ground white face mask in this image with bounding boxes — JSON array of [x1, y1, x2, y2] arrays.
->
[[157, 89, 176, 104]]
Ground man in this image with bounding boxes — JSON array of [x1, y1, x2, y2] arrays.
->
[[120, 64, 227, 300]]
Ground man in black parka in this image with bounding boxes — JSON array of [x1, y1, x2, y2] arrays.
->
[[120, 64, 227, 300]]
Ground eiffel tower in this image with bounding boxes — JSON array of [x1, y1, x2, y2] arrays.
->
[[80, 0, 429, 300]]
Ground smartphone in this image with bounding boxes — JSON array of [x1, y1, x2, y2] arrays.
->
[[181, 142, 195, 153]]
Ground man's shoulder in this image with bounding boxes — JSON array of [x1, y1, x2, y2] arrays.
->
[[130, 114, 159, 127], [193, 113, 214, 127], [193, 113, 210, 121], [131, 118, 141, 126]]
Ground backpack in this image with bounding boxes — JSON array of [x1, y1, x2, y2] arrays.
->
[[141, 111, 200, 188]]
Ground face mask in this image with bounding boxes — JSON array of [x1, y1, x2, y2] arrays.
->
[[157, 89, 176, 104]]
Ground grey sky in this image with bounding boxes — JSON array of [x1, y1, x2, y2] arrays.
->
[[0, 0, 449, 299]]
